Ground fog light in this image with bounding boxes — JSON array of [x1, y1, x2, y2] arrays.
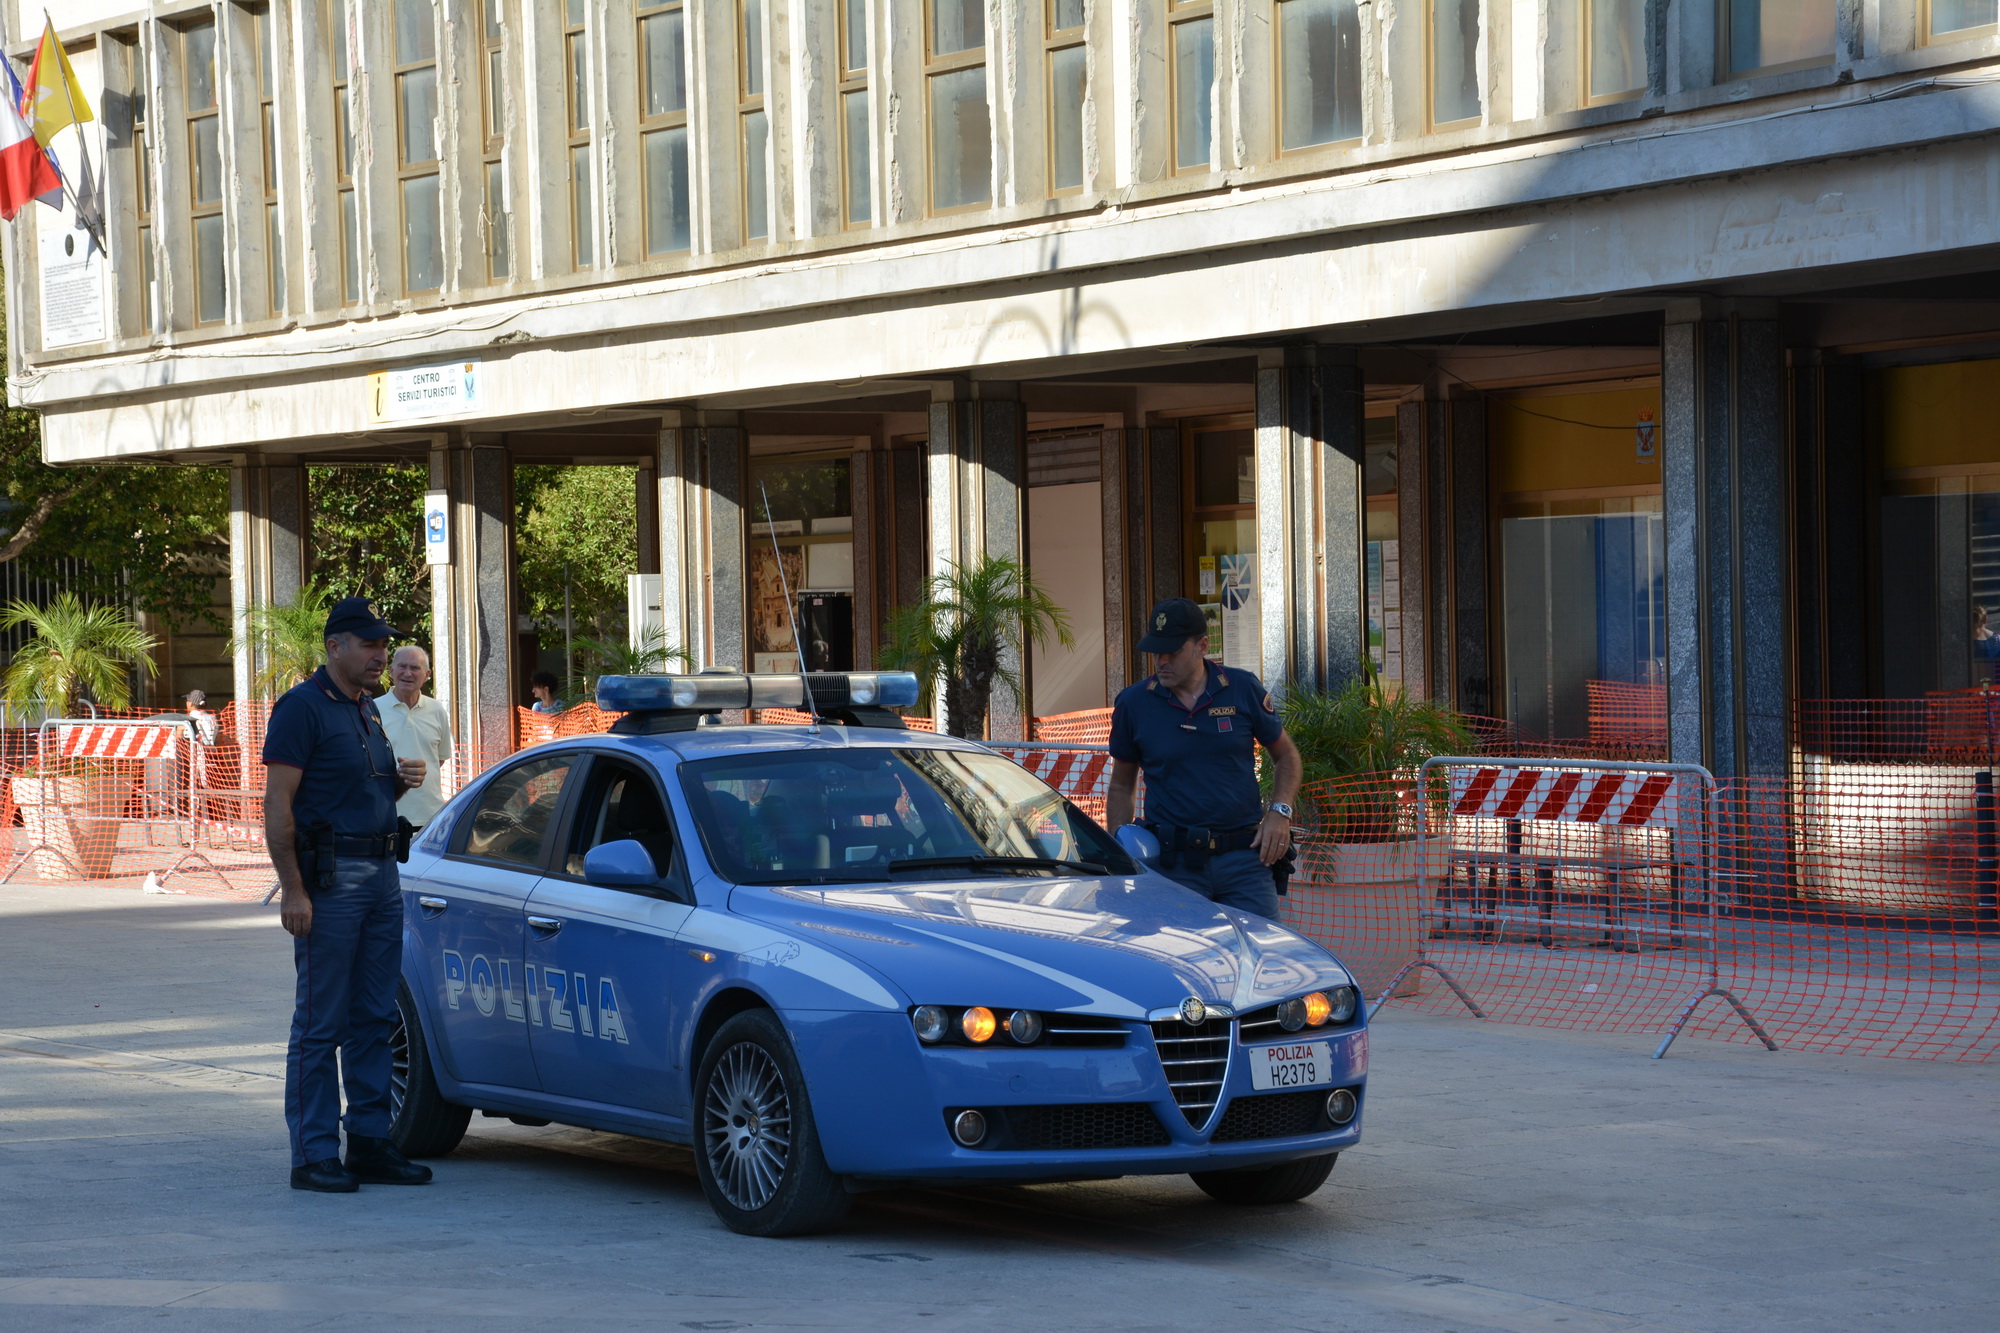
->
[[1303, 991, 1333, 1027], [1007, 1009, 1043, 1044], [912, 1006, 949, 1043], [1327, 986, 1357, 1024], [1325, 1089, 1357, 1125], [1276, 997, 1307, 1032], [961, 1006, 997, 1043], [951, 1109, 987, 1146]]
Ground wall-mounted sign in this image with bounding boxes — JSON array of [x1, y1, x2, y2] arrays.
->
[[423, 490, 450, 565], [38, 218, 104, 349], [369, 359, 481, 424], [1635, 409, 1657, 461]]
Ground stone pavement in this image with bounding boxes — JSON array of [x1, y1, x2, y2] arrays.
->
[[0, 882, 1993, 1332]]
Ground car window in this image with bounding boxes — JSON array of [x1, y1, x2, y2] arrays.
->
[[680, 746, 1133, 883], [458, 754, 577, 868], [565, 759, 677, 881]]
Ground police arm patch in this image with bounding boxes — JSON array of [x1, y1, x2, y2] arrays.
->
[[1262, 693, 1277, 713]]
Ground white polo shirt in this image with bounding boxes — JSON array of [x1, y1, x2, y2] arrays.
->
[[373, 690, 454, 827]]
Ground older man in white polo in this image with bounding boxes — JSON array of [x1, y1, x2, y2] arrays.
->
[[373, 645, 453, 830]]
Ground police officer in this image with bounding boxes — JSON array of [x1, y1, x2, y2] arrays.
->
[[1106, 598, 1302, 920], [265, 597, 432, 1193]]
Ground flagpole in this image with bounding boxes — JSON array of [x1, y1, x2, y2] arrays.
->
[[38, 11, 104, 252]]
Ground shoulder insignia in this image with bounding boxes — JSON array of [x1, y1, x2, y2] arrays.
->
[[1146, 677, 1159, 691], [1214, 667, 1229, 688], [1262, 692, 1277, 713]]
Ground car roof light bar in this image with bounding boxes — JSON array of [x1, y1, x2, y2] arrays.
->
[[600, 671, 921, 732]]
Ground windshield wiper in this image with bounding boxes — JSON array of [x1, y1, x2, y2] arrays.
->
[[887, 855, 1111, 877], [737, 872, 881, 886]]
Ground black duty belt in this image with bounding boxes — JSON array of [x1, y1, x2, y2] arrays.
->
[[1153, 823, 1261, 854], [322, 835, 397, 858]]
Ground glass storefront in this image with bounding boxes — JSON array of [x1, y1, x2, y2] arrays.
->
[[1364, 415, 1399, 681], [747, 454, 854, 672], [1189, 421, 1259, 675]]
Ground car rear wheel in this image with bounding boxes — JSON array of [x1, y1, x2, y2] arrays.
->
[[1190, 1152, 1337, 1205], [389, 983, 472, 1158], [693, 1009, 849, 1237]]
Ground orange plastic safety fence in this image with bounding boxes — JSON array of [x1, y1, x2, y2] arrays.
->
[[1586, 680, 1668, 749], [1033, 707, 1114, 744]]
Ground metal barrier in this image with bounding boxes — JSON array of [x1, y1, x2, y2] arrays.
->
[[1388, 757, 1778, 1059]]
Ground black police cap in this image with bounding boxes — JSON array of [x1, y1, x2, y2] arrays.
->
[[323, 596, 412, 642], [1137, 597, 1209, 654]]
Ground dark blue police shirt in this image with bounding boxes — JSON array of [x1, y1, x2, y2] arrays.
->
[[261, 667, 401, 838], [1108, 662, 1282, 832]]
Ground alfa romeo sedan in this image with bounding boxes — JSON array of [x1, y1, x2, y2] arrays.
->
[[387, 672, 1368, 1236]]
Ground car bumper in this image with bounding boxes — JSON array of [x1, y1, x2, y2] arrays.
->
[[792, 1011, 1368, 1181]]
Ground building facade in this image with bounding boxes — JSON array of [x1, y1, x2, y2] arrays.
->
[[9, 0, 2000, 775]]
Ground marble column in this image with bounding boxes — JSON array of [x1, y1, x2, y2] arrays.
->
[[658, 410, 746, 672], [1791, 351, 1868, 704], [430, 439, 515, 768], [227, 457, 309, 712], [1101, 425, 1181, 695], [927, 383, 1027, 739], [1395, 397, 1490, 714]]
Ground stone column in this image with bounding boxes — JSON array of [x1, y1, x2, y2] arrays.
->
[[228, 458, 309, 705], [428, 439, 515, 770], [927, 383, 1026, 739], [1664, 303, 1788, 777], [1255, 346, 1366, 693], [1101, 425, 1180, 695], [1396, 397, 1491, 714], [1791, 351, 1868, 703], [658, 410, 746, 671]]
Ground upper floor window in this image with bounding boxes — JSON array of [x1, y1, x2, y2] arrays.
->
[[329, 0, 359, 304], [565, 0, 594, 269], [839, 0, 870, 226], [480, 0, 510, 281], [1721, 0, 1834, 76], [129, 30, 158, 331], [740, 0, 769, 242], [927, 0, 991, 212], [1046, 1, 1085, 194], [1277, 0, 1360, 152], [181, 18, 225, 325], [253, 4, 283, 316], [639, 0, 692, 254], [395, 0, 443, 293], [1169, 1, 1214, 173], [1928, 0, 1999, 39], [1587, 0, 1646, 102], [1430, 0, 1480, 127]]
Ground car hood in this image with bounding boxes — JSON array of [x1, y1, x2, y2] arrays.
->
[[728, 872, 1352, 1019]]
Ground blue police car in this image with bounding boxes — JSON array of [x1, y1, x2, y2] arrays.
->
[[387, 671, 1368, 1236]]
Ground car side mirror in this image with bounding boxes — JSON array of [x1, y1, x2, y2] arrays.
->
[[1115, 823, 1160, 867], [583, 838, 661, 887]]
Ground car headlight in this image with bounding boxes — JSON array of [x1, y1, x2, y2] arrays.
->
[[911, 1005, 950, 1043], [1303, 991, 1333, 1027], [1006, 1009, 1043, 1044], [1326, 986, 1357, 1024], [1277, 997, 1308, 1031], [961, 1006, 997, 1043]]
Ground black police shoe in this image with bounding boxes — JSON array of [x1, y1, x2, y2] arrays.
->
[[290, 1157, 360, 1193], [344, 1135, 433, 1185]]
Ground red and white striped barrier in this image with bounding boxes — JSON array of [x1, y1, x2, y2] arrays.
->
[[991, 747, 1115, 805], [1447, 764, 1684, 829], [58, 719, 191, 761]]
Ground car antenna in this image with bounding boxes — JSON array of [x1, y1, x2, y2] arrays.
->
[[759, 479, 820, 734]]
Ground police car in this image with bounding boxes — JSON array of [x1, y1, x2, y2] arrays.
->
[[387, 671, 1368, 1236]]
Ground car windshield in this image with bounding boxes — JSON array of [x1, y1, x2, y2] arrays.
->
[[681, 746, 1135, 884]]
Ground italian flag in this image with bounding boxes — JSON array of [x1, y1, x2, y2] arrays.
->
[[0, 75, 59, 221]]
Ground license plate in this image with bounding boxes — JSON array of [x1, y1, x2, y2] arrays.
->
[[1250, 1040, 1333, 1091]]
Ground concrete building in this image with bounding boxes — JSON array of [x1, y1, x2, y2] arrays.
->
[[10, 0, 2000, 776]]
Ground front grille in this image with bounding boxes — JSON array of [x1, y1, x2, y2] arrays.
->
[[1211, 1089, 1336, 1143], [950, 1103, 1172, 1151], [1150, 1017, 1231, 1128], [1042, 1014, 1129, 1048], [1236, 1003, 1292, 1040]]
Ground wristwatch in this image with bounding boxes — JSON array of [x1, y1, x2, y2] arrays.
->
[[1267, 801, 1294, 821]]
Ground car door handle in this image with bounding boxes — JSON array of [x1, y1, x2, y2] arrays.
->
[[416, 896, 448, 914], [527, 915, 563, 936]]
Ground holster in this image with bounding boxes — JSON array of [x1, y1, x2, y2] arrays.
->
[[298, 821, 335, 896], [1272, 845, 1298, 898], [396, 816, 416, 864]]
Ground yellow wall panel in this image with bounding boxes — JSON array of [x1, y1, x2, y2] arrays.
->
[[1876, 361, 2000, 471], [1491, 385, 1663, 495]]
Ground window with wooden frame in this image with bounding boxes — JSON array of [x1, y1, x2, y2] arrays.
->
[[330, 0, 358, 304], [181, 17, 225, 325], [565, 0, 594, 269], [1429, 0, 1480, 127], [1275, 0, 1360, 153], [637, 0, 692, 255], [1168, 0, 1214, 173], [1584, 0, 1645, 103], [1719, 0, 1834, 77], [1926, 0, 1998, 41], [252, 4, 283, 316], [739, 0, 769, 242], [395, 0, 442, 293], [838, 0, 869, 226], [130, 29, 158, 331], [926, 0, 990, 212], [479, 0, 509, 281], [1046, 0, 1085, 194]]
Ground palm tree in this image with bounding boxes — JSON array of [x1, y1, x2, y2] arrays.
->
[[228, 582, 333, 698], [570, 626, 694, 700], [878, 556, 1072, 739], [1268, 668, 1476, 842], [0, 595, 159, 717]]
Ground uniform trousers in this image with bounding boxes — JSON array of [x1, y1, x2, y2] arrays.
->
[[285, 855, 402, 1167], [1158, 847, 1281, 920]]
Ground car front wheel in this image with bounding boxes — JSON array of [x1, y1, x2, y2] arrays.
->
[[1190, 1152, 1337, 1205], [388, 982, 472, 1158], [693, 1009, 849, 1237]]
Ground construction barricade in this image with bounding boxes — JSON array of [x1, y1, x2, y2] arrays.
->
[[986, 742, 1132, 825]]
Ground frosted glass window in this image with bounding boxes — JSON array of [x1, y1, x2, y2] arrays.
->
[[843, 90, 870, 224], [1725, 0, 1834, 74], [645, 127, 691, 254], [195, 215, 226, 324], [932, 0, 984, 54], [1930, 0, 1998, 33], [403, 175, 442, 292], [1431, 0, 1480, 125], [642, 10, 687, 114], [743, 109, 769, 240], [1050, 44, 1086, 191], [1279, 0, 1362, 150], [1589, 0, 1646, 99], [1173, 17, 1214, 171], [930, 66, 991, 209], [571, 145, 594, 267], [400, 66, 437, 164]]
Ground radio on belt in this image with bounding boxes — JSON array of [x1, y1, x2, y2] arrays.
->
[[598, 670, 922, 733]]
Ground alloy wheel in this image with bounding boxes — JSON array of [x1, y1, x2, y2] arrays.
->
[[388, 1008, 411, 1120], [701, 1041, 794, 1211]]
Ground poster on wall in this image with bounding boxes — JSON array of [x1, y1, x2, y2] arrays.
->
[[1219, 553, 1260, 678], [1201, 602, 1223, 660], [750, 544, 805, 662]]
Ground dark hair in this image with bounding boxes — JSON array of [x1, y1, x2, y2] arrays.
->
[[530, 671, 560, 691]]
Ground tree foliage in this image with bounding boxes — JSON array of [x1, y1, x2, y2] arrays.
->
[[876, 556, 1071, 739], [0, 594, 159, 715], [227, 581, 334, 698], [515, 466, 638, 665], [1265, 672, 1476, 842], [307, 465, 431, 639]]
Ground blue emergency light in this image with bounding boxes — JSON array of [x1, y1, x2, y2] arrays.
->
[[599, 671, 921, 732]]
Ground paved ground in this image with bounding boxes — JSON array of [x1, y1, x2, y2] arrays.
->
[[0, 883, 1994, 1333]]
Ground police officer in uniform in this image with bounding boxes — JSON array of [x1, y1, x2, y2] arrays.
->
[[1106, 598, 1302, 920], [265, 598, 432, 1193]]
